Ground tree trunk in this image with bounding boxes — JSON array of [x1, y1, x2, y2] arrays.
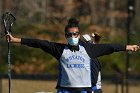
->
[[109, 0, 115, 28], [88, 0, 97, 24]]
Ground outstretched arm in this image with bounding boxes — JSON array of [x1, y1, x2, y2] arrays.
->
[[6, 34, 65, 60]]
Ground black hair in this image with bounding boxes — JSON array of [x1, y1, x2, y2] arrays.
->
[[94, 32, 101, 43], [65, 18, 80, 33]]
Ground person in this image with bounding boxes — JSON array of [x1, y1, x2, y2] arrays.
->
[[81, 33, 102, 93], [6, 18, 139, 93]]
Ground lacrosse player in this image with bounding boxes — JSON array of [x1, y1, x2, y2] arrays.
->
[[81, 33, 102, 93]]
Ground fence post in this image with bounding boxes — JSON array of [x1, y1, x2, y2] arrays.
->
[[0, 79, 2, 93]]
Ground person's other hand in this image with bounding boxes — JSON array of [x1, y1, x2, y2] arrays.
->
[[126, 45, 139, 52]]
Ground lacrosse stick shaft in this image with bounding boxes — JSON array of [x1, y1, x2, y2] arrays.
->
[[8, 42, 11, 93]]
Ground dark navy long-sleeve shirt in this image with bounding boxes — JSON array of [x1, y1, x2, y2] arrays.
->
[[21, 38, 126, 90], [21, 38, 126, 60]]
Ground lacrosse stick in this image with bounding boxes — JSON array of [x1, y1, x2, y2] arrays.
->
[[2, 12, 16, 93]]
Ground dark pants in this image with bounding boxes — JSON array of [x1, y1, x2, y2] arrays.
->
[[94, 89, 103, 93], [57, 89, 91, 93]]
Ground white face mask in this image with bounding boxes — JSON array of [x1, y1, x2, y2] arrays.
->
[[66, 37, 79, 46]]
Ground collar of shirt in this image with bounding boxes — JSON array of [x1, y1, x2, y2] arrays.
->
[[68, 44, 79, 52]]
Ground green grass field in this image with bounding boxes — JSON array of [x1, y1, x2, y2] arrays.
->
[[1, 79, 140, 93]]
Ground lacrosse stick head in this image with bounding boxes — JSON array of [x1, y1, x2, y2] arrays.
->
[[2, 12, 16, 35], [81, 34, 94, 44]]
